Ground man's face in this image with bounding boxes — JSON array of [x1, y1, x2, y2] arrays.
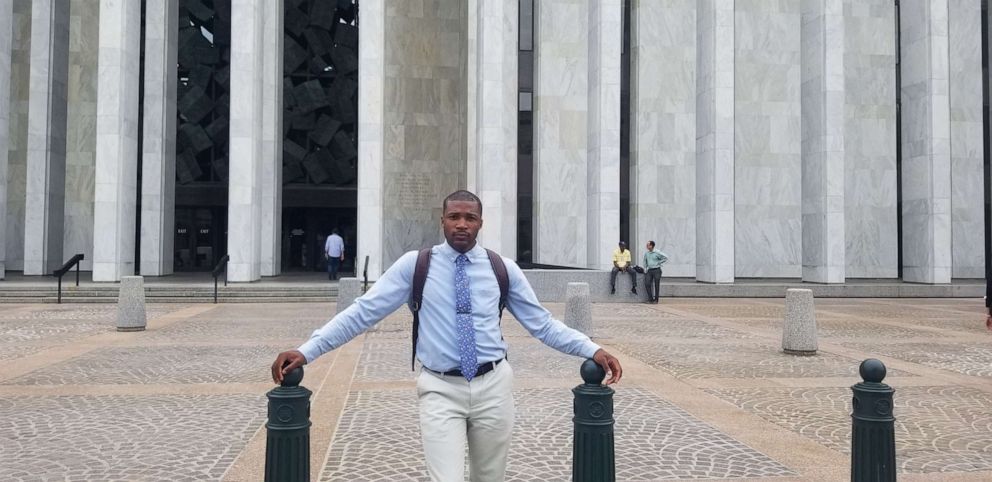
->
[[619, 243, 626, 252], [646, 243, 654, 251], [442, 200, 483, 253]]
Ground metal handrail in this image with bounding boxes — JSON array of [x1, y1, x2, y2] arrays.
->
[[362, 255, 369, 293], [212, 254, 230, 304], [54, 253, 85, 304]]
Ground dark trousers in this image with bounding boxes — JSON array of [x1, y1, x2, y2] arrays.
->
[[327, 257, 341, 280], [645, 268, 662, 301], [610, 266, 636, 291]]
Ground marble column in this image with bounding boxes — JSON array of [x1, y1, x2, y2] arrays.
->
[[695, 0, 734, 283], [801, 0, 845, 283], [357, 0, 384, 279], [471, 0, 517, 258], [227, 0, 264, 282], [630, 0, 696, 277], [533, 0, 588, 267], [899, 0, 952, 284], [139, 0, 177, 277], [0, 0, 12, 278], [586, 0, 621, 270], [23, 0, 69, 275], [735, 1, 802, 278], [92, 0, 141, 282], [844, 0, 898, 279], [948, 0, 985, 278], [259, 0, 282, 277]]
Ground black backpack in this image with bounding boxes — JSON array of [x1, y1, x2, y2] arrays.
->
[[409, 247, 509, 369]]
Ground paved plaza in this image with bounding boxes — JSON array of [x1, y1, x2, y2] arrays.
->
[[0, 298, 990, 481]]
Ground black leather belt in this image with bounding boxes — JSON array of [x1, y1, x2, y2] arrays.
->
[[433, 359, 503, 378]]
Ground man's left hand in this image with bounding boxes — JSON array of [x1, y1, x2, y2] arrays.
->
[[592, 349, 623, 385]]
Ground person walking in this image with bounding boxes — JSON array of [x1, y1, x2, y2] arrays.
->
[[271, 190, 623, 482], [986, 267, 991, 331], [324, 228, 345, 280], [642, 240, 668, 304], [609, 241, 636, 295]]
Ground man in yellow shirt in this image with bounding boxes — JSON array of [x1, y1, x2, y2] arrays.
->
[[610, 241, 637, 295]]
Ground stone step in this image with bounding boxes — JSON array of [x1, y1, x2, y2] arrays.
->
[[0, 296, 336, 304]]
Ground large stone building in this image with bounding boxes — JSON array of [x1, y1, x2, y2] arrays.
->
[[0, 0, 989, 283]]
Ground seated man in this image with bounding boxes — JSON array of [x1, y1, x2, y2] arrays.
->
[[610, 241, 636, 295]]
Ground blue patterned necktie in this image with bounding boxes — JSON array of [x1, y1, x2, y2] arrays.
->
[[454, 254, 478, 380]]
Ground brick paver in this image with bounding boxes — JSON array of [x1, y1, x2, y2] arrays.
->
[[0, 298, 988, 481]]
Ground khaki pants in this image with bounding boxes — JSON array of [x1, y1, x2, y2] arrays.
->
[[417, 361, 515, 482]]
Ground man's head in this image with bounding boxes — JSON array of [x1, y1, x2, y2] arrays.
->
[[618, 241, 627, 252], [441, 190, 484, 253], [332, 228, 340, 235], [647, 240, 655, 250]]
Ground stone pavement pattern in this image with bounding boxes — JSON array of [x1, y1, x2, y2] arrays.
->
[[0, 298, 989, 481]]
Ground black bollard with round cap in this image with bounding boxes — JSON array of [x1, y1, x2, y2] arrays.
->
[[265, 366, 312, 482], [850, 359, 896, 482], [572, 359, 615, 482]]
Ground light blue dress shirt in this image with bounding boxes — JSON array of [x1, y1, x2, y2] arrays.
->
[[298, 242, 601, 371]]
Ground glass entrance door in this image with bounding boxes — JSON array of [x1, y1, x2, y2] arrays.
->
[[282, 207, 356, 273], [174, 207, 227, 271]]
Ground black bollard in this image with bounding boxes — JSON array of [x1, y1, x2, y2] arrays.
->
[[265, 367, 312, 482], [850, 359, 896, 482], [572, 359, 615, 482]]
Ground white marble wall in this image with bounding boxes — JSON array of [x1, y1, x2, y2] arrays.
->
[[357, 0, 385, 279], [533, 0, 588, 267], [469, 0, 517, 258], [140, 0, 177, 277], [227, 0, 265, 282], [631, 0, 695, 277], [23, 0, 69, 275], [380, 0, 466, 268], [63, 0, 98, 272], [0, 0, 11, 278], [734, 1, 802, 278], [899, 0, 952, 284], [92, 0, 140, 282], [695, 0, 735, 283], [259, 0, 282, 277], [801, 0, 845, 283], [948, 0, 985, 278], [4, 0, 30, 272], [586, 0, 621, 271], [844, 0, 898, 279]]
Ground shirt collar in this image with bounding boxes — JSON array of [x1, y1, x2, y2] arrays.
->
[[437, 241, 485, 263]]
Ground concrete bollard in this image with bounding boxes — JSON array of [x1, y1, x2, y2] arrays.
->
[[572, 359, 615, 482], [782, 288, 817, 355], [564, 282, 592, 336], [335, 277, 363, 315], [116, 276, 147, 332]]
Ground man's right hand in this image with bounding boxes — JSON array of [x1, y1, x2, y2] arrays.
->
[[271, 350, 307, 384]]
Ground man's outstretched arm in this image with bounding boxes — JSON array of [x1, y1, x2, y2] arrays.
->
[[270, 251, 418, 383], [503, 258, 623, 384]]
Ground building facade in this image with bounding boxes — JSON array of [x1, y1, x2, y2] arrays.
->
[[0, 0, 989, 283]]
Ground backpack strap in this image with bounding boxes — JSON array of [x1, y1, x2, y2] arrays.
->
[[485, 249, 509, 319], [410, 248, 432, 370]]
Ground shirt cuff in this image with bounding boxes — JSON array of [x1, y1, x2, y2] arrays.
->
[[296, 341, 322, 364], [580, 341, 601, 359]]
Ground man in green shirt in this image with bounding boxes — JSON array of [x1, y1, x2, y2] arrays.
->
[[643, 241, 669, 303]]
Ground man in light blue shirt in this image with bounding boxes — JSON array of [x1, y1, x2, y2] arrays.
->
[[323, 228, 345, 280], [272, 190, 622, 482]]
